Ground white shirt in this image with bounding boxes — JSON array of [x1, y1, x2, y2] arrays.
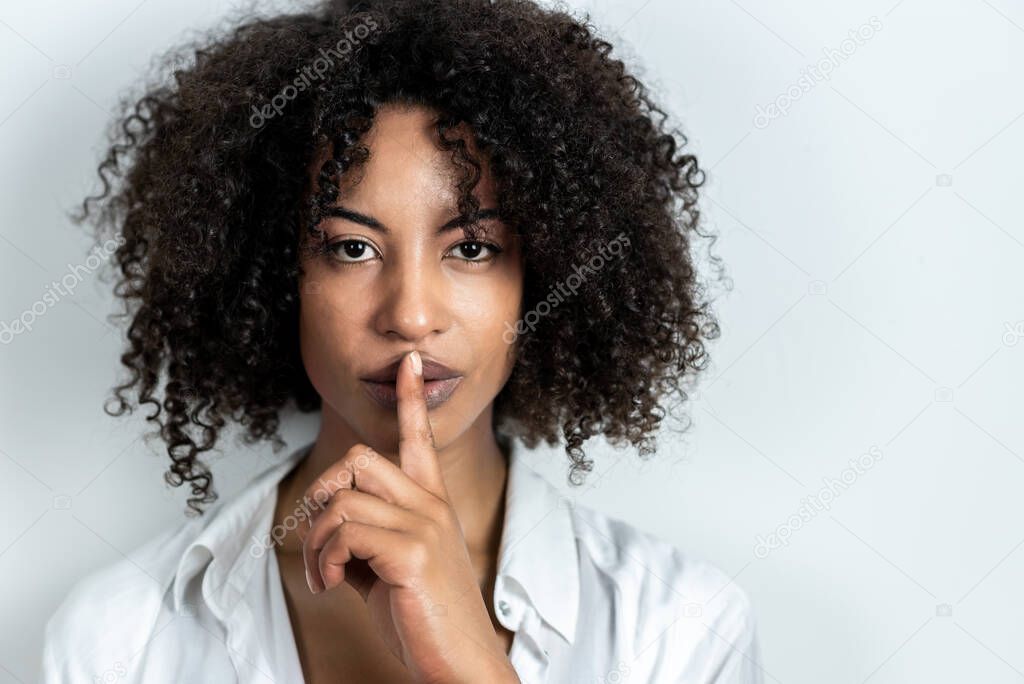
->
[[41, 440, 763, 683]]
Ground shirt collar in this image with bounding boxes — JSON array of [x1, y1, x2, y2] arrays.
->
[[171, 442, 311, 618], [170, 438, 580, 645]]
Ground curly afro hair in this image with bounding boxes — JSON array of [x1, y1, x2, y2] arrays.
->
[[73, 0, 724, 516]]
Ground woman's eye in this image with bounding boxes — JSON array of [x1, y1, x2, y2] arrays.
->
[[325, 238, 502, 266], [448, 241, 502, 263], [328, 239, 380, 264]]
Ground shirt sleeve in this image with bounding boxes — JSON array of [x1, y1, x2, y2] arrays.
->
[[40, 622, 60, 684], [710, 611, 764, 684], [39, 611, 84, 684], [38, 577, 133, 684]]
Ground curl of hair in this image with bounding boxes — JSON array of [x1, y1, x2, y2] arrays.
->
[[72, 0, 726, 516]]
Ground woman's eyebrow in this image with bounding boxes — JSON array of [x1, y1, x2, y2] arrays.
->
[[324, 205, 502, 236]]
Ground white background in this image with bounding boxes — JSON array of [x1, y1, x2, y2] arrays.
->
[[1, 0, 1022, 682]]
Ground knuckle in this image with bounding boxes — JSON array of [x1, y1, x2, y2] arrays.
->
[[343, 444, 376, 467], [304, 483, 333, 512], [326, 489, 354, 521], [410, 427, 435, 444], [339, 445, 378, 483], [404, 538, 431, 570], [335, 519, 356, 541]]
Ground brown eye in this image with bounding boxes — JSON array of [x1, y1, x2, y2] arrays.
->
[[328, 239, 380, 265], [447, 240, 502, 264]]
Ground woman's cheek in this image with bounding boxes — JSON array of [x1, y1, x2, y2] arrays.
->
[[299, 291, 350, 394]]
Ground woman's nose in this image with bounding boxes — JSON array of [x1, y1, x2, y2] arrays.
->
[[374, 261, 451, 342]]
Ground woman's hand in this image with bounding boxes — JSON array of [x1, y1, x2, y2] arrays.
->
[[296, 351, 520, 684]]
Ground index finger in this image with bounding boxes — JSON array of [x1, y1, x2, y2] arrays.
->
[[396, 350, 448, 500]]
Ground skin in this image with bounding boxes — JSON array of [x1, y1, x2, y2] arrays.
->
[[270, 103, 524, 683]]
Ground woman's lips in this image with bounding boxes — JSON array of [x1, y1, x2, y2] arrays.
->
[[360, 376, 463, 410]]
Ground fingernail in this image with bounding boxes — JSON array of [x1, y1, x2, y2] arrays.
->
[[410, 350, 422, 376], [305, 566, 319, 594]]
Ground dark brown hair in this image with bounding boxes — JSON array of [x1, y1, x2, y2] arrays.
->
[[73, 0, 724, 516]]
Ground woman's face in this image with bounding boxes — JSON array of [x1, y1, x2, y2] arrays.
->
[[298, 104, 524, 454]]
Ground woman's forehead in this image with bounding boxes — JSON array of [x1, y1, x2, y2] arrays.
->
[[307, 106, 499, 210]]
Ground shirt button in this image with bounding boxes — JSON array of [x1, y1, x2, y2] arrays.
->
[[498, 600, 511, 617]]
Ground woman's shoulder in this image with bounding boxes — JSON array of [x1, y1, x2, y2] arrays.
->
[[40, 511, 212, 681], [42, 445, 307, 681], [568, 502, 760, 673], [570, 503, 753, 605]]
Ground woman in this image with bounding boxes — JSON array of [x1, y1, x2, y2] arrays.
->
[[42, 0, 762, 681]]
